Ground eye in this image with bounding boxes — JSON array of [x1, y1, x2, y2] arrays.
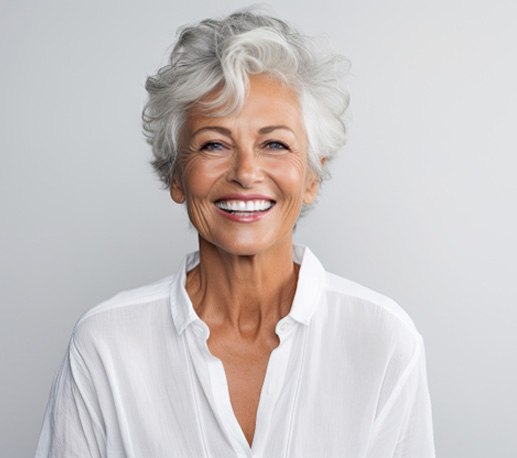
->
[[264, 141, 289, 151], [200, 141, 225, 152]]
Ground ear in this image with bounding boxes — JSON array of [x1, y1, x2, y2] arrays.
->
[[303, 156, 327, 205], [303, 173, 319, 205], [170, 172, 185, 204]]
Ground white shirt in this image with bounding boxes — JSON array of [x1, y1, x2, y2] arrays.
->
[[36, 245, 435, 457]]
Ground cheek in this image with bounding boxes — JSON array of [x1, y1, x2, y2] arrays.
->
[[181, 158, 223, 198], [267, 156, 309, 195]]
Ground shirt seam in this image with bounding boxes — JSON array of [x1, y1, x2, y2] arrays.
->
[[371, 335, 424, 430], [76, 293, 169, 327], [182, 333, 211, 458], [69, 334, 108, 445], [324, 286, 420, 340], [284, 314, 311, 457]]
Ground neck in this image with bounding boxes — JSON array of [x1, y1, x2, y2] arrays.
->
[[186, 235, 298, 337]]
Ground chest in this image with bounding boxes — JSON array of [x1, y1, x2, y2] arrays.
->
[[207, 335, 279, 446], [97, 323, 381, 457]]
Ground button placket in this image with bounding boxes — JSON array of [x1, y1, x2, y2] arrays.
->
[[252, 324, 298, 455], [190, 324, 252, 456]]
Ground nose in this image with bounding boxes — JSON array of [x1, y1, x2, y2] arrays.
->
[[226, 147, 263, 188]]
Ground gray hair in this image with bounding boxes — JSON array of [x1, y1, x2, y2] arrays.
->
[[142, 9, 349, 189]]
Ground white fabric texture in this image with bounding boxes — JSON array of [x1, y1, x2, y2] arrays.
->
[[36, 245, 435, 457]]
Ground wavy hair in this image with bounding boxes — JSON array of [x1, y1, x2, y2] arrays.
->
[[142, 9, 349, 191]]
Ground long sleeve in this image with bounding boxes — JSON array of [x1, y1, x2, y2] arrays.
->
[[35, 335, 106, 458], [367, 338, 435, 458]]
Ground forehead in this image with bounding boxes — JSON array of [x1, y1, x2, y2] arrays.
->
[[184, 74, 304, 134]]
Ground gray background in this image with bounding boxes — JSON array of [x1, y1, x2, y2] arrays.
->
[[1, 0, 516, 456]]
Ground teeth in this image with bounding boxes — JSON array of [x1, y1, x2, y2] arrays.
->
[[216, 199, 273, 212]]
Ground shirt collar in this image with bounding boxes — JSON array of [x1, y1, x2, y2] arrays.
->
[[289, 244, 326, 325], [169, 251, 201, 335], [169, 244, 326, 335]]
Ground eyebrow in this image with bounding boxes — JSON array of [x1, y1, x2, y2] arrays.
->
[[191, 126, 232, 137], [191, 125, 295, 137], [258, 125, 295, 135]]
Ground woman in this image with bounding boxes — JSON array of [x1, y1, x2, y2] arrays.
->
[[36, 10, 435, 458]]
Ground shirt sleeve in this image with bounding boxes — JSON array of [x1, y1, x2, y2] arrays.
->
[[366, 337, 436, 458], [35, 334, 106, 458]]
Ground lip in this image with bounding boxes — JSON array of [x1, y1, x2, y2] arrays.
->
[[214, 194, 275, 223], [215, 206, 273, 223], [215, 194, 275, 202]]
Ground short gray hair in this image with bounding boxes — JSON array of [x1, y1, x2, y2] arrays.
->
[[142, 9, 349, 188]]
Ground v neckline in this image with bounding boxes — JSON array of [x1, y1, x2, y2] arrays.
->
[[185, 314, 302, 457]]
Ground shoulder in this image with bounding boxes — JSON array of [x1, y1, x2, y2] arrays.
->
[[77, 275, 172, 324], [317, 272, 427, 398], [71, 275, 173, 349], [318, 271, 423, 358], [323, 272, 417, 334]]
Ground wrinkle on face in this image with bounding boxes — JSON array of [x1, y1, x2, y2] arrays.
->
[[171, 74, 319, 258]]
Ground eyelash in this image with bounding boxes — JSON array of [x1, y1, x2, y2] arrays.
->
[[200, 141, 225, 152], [264, 141, 289, 150], [199, 140, 290, 153]]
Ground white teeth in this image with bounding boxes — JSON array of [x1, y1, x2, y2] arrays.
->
[[216, 199, 273, 212]]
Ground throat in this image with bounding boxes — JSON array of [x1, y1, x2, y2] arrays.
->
[[187, 238, 299, 331], [189, 267, 298, 334]]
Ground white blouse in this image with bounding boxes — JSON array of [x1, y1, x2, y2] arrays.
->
[[36, 245, 435, 457]]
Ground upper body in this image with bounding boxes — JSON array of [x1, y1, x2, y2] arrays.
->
[[36, 9, 435, 457], [36, 245, 434, 458]]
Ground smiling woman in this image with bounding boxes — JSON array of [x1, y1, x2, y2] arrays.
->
[[36, 9, 435, 458], [174, 75, 318, 256]]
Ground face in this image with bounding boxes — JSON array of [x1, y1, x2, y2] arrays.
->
[[171, 74, 320, 256]]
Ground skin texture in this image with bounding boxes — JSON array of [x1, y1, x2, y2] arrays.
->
[[171, 74, 320, 446]]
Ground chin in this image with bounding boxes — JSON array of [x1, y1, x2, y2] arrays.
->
[[201, 232, 292, 258], [217, 240, 271, 257]]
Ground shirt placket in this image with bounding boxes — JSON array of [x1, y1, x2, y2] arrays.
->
[[185, 316, 302, 458], [249, 316, 301, 458], [186, 319, 251, 457]]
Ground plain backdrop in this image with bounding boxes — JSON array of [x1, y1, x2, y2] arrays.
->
[[1, 0, 516, 456]]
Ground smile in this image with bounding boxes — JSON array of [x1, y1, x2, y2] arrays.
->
[[215, 199, 275, 213]]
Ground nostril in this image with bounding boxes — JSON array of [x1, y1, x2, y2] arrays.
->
[[227, 156, 263, 187]]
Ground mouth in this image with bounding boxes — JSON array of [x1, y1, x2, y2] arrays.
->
[[214, 199, 276, 215]]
